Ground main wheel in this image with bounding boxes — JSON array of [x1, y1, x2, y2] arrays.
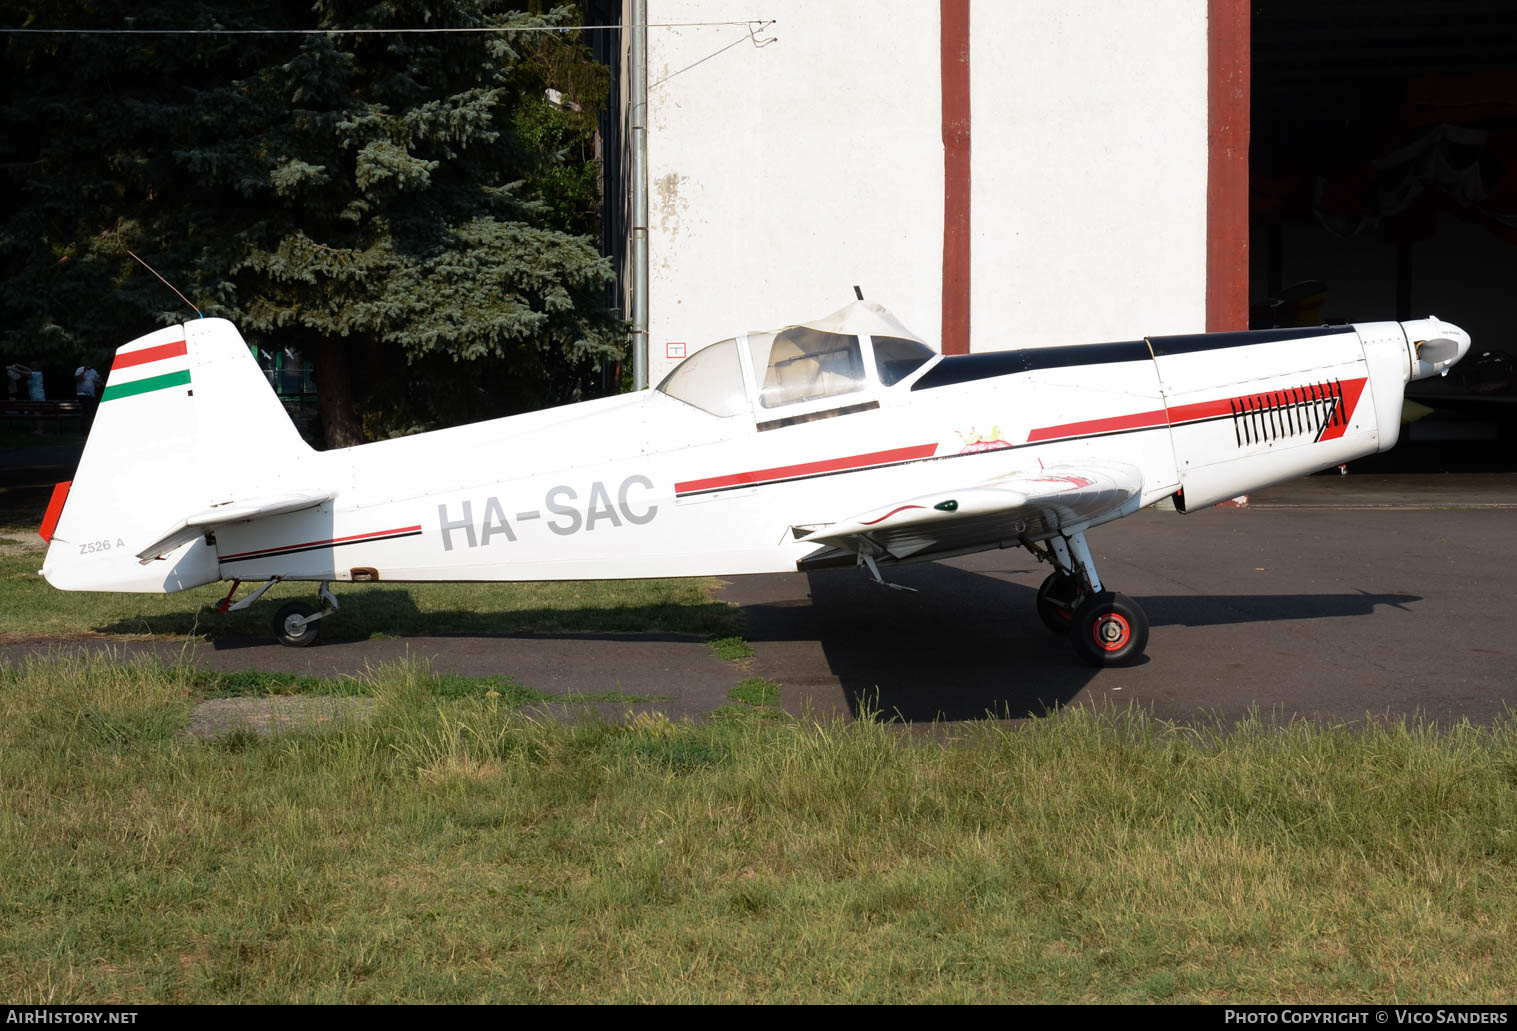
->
[[274, 601, 321, 648], [1070, 591, 1149, 667], [1035, 571, 1082, 635]]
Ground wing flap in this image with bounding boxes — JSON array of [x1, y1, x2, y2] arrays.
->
[[794, 463, 1142, 567], [136, 488, 335, 563]]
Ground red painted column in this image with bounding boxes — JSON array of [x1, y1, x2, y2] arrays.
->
[[1207, 0, 1251, 331], [940, 0, 971, 354]]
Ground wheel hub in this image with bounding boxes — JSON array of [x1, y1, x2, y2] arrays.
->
[[1092, 613, 1130, 650]]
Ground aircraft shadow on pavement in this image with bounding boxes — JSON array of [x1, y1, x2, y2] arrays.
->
[[1140, 590, 1421, 629], [739, 563, 1091, 722], [736, 564, 1422, 723]]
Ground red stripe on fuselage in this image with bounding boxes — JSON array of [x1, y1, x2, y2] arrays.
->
[[219, 524, 422, 562], [1026, 377, 1369, 444], [1318, 378, 1368, 440], [675, 444, 939, 496], [1025, 408, 1169, 442], [1164, 397, 1239, 424], [112, 339, 187, 370]]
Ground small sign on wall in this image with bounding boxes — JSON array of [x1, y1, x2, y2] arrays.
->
[[666, 342, 687, 360]]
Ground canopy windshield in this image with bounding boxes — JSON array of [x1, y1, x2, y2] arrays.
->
[[747, 301, 934, 408], [748, 328, 864, 409], [655, 338, 746, 417], [655, 301, 936, 416]]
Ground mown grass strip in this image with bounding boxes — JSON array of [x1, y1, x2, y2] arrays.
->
[[1, 654, 1514, 1004], [0, 550, 738, 642]]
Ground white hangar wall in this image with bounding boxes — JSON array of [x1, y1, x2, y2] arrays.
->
[[637, 0, 946, 382], [632, 1, 1210, 384], [969, 2, 1209, 349]]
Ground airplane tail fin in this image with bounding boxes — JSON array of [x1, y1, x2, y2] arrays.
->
[[40, 319, 318, 592]]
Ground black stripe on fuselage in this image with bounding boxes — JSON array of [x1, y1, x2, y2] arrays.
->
[[911, 340, 1150, 390], [910, 325, 1358, 392], [1147, 325, 1355, 357], [220, 529, 423, 565]]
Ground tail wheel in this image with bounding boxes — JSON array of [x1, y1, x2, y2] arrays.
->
[[1035, 571, 1081, 635], [1071, 591, 1149, 667], [274, 601, 320, 648]]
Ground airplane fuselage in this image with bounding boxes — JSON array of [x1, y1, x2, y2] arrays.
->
[[38, 306, 1469, 662], [203, 321, 1449, 585]]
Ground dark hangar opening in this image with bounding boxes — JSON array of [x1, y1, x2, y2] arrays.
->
[[1250, 0, 1517, 471]]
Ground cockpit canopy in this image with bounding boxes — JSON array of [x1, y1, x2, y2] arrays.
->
[[657, 301, 937, 418], [753, 326, 865, 409]]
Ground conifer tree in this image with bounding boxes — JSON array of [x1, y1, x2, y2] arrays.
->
[[0, 0, 622, 446]]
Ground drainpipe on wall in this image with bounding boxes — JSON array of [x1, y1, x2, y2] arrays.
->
[[630, 0, 649, 389]]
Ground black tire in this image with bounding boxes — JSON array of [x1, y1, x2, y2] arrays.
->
[[1070, 591, 1149, 667], [274, 601, 320, 648], [1036, 571, 1082, 635]]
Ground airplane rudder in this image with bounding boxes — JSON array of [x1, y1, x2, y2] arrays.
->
[[182, 318, 312, 455]]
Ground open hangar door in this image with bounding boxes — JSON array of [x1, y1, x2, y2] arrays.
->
[[1251, 0, 1517, 471]]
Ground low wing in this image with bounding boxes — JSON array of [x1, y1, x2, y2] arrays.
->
[[136, 489, 335, 563], [792, 462, 1143, 570]]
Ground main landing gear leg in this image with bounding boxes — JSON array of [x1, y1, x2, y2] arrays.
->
[[1030, 529, 1149, 667], [1034, 539, 1082, 635], [273, 582, 340, 648]]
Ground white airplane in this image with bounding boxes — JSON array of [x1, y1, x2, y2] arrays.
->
[[38, 300, 1469, 666]]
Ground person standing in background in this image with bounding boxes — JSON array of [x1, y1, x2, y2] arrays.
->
[[7, 360, 42, 400], [75, 362, 102, 430], [5, 360, 46, 434], [23, 360, 44, 401]]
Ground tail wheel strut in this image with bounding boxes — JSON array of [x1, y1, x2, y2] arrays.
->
[[272, 581, 339, 648], [274, 601, 321, 648]]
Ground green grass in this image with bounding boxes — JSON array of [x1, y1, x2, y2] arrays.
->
[[707, 635, 755, 662], [2, 653, 1515, 1003], [0, 548, 739, 643], [190, 667, 370, 698], [728, 677, 780, 707], [180, 667, 571, 702], [711, 676, 785, 723], [0, 656, 655, 706]]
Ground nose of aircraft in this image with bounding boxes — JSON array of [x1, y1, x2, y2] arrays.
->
[[1402, 317, 1471, 380]]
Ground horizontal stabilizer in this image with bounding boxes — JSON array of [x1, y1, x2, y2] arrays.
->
[[137, 489, 335, 563]]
